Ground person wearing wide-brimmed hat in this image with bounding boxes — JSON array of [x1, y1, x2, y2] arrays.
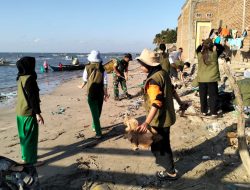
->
[[197, 38, 220, 118], [78, 50, 109, 139], [16, 57, 44, 165], [113, 53, 133, 100], [136, 49, 185, 180]]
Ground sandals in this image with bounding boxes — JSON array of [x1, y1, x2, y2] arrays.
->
[[156, 170, 178, 181]]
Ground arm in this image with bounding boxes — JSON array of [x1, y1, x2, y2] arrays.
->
[[137, 81, 162, 133], [78, 68, 87, 88], [103, 71, 109, 101], [25, 77, 44, 125]]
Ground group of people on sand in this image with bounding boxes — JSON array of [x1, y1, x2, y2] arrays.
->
[[15, 36, 250, 181]]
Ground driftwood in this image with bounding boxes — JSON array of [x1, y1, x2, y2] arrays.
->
[[222, 59, 250, 176]]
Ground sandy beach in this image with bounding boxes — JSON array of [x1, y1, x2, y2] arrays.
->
[[0, 62, 250, 190]]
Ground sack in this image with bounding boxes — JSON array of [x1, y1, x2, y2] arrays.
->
[[0, 156, 40, 189], [103, 59, 117, 73]]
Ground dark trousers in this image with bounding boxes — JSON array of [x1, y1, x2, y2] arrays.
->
[[199, 82, 218, 115], [151, 127, 175, 174]]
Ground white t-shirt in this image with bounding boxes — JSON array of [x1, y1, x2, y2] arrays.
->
[[169, 51, 181, 64]]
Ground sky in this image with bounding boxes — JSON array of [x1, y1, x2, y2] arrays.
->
[[0, 0, 185, 53]]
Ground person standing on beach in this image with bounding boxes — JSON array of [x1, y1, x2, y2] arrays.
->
[[169, 48, 183, 81], [78, 50, 109, 139], [136, 49, 186, 180], [16, 57, 44, 165], [197, 39, 220, 118], [113, 53, 133, 101], [159, 43, 170, 74]]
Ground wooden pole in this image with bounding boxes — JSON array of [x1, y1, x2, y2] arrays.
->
[[222, 59, 250, 176]]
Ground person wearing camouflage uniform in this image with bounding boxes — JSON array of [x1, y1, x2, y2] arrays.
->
[[113, 53, 132, 100]]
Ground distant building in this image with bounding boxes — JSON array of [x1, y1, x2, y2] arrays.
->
[[177, 0, 250, 63]]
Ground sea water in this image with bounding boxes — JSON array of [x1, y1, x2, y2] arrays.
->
[[0, 52, 126, 107]]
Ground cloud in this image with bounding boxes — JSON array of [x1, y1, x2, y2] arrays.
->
[[33, 38, 41, 43]]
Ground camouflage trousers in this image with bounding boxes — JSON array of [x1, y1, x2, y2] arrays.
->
[[113, 73, 128, 98]]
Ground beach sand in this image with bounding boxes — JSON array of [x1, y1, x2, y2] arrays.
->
[[0, 62, 249, 189]]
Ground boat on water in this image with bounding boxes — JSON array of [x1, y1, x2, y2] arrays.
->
[[49, 64, 85, 71], [0, 59, 14, 66]]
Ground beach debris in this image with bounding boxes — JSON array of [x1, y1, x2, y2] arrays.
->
[[227, 132, 238, 148], [0, 156, 40, 189], [51, 106, 66, 115], [202, 155, 211, 160], [75, 130, 85, 139], [206, 123, 222, 133]]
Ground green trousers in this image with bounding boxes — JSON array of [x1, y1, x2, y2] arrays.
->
[[87, 96, 103, 136], [16, 115, 38, 164], [113, 73, 128, 98]]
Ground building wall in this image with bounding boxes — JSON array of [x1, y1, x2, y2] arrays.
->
[[177, 0, 250, 62], [177, 1, 191, 61]]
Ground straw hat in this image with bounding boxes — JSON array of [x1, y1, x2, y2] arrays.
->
[[136, 49, 160, 67], [87, 50, 102, 62], [244, 70, 250, 78]]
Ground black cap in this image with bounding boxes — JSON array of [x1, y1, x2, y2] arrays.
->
[[124, 53, 132, 61]]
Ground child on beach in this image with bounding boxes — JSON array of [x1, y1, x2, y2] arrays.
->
[[16, 57, 44, 165], [78, 50, 109, 139]]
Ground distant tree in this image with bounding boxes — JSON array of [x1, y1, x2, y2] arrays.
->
[[153, 28, 177, 45]]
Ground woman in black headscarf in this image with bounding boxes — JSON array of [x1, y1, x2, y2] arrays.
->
[[16, 56, 44, 165]]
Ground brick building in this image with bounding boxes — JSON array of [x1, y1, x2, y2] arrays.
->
[[177, 0, 250, 63]]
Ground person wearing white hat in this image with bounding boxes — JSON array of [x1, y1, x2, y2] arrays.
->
[[78, 50, 109, 139], [235, 69, 250, 114], [136, 49, 186, 180]]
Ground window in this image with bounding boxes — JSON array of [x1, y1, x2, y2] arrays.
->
[[196, 13, 202, 18], [207, 13, 213, 18]]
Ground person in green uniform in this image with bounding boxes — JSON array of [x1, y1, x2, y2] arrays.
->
[[16, 57, 44, 165], [159, 43, 170, 74], [78, 50, 109, 139], [197, 38, 220, 117], [113, 53, 132, 100], [136, 49, 186, 180], [235, 70, 250, 114]]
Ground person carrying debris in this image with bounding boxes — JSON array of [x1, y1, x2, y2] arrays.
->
[[16, 57, 44, 165], [235, 70, 250, 115], [136, 49, 186, 180], [159, 43, 170, 74], [113, 53, 133, 100], [78, 50, 109, 139], [197, 38, 220, 118]]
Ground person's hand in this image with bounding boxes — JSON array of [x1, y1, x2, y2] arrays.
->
[[137, 122, 148, 134], [104, 93, 110, 102], [125, 75, 128, 81], [36, 114, 44, 125], [78, 85, 83, 89]]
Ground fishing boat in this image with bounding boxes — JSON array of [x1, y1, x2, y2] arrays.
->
[[0, 59, 14, 66], [49, 64, 85, 71]]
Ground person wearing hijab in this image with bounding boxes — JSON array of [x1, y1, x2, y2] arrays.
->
[[78, 50, 109, 139], [16, 56, 44, 165], [136, 49, 185, 180], [197, 38, 220, 118]]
